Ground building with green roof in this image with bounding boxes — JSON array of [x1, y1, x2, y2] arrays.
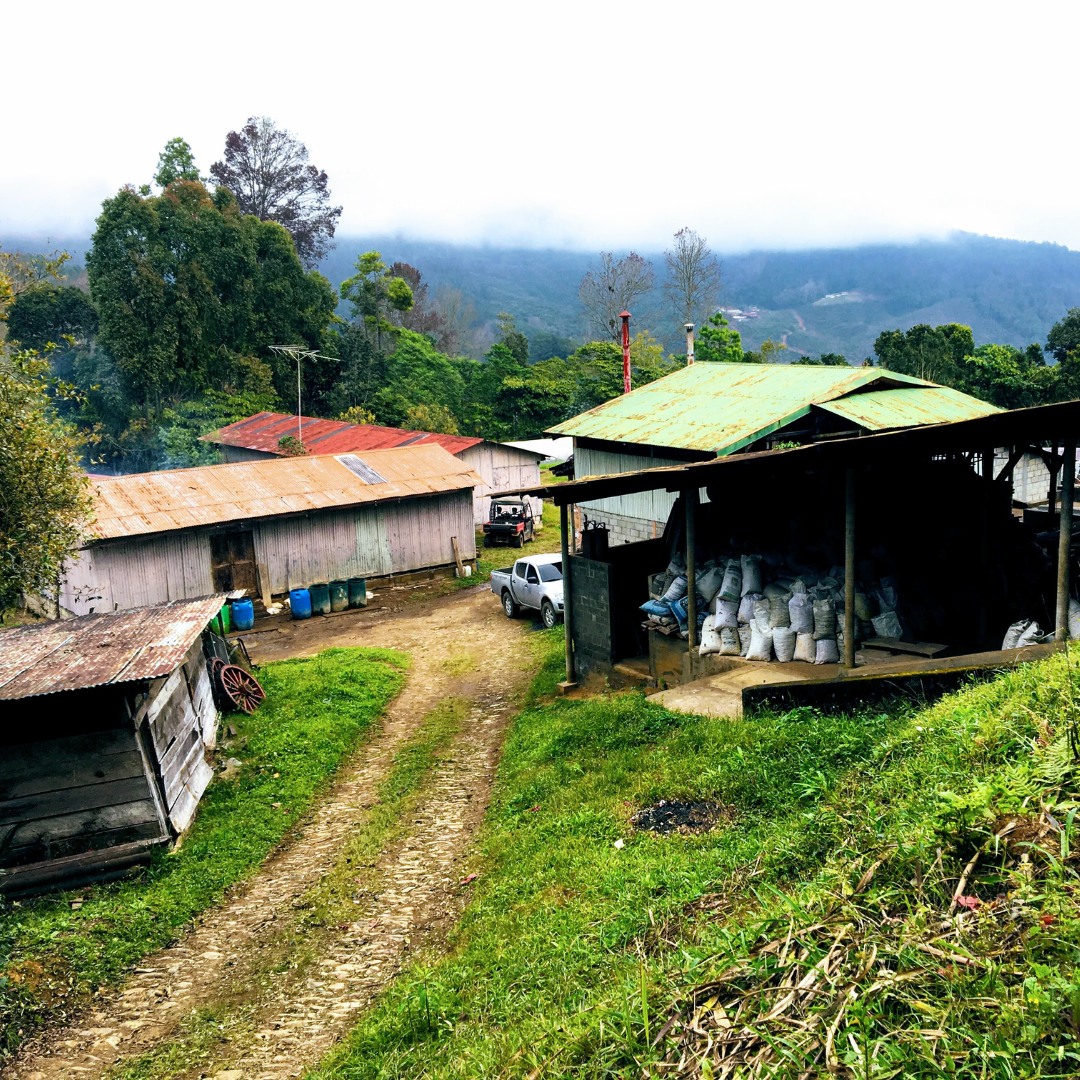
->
[[546, 362, 999, 543]]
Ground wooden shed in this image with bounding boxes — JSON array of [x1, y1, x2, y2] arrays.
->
[[0, 596, 224, 895], [200, 412, 545, 526], [60, 444, 482, 616]]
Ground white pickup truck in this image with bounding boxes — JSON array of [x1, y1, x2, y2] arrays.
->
[[489, 553, 564, 628]]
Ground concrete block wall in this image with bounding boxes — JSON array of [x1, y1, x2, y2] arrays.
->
[[569, 555, 613, 666], [578, 507, 663, 547]]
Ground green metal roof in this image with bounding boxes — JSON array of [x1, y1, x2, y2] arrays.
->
[[815, 386, 1000, 431], [547, 362, 942, 454]]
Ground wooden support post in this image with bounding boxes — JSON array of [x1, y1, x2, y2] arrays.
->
[[559, 503, 576, 689], [450, 535, 464, 577], [1056, 438, 1075, 641], [844, 467, 856, 669], [979, 447, 993, 642], [686, 488, 698, 650]]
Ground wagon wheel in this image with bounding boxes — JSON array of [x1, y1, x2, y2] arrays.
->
[[219, 664, 265, 714], [208, 657, 228, 705]]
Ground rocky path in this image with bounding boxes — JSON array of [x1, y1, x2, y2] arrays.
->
[[6, 585, 537, 1080]]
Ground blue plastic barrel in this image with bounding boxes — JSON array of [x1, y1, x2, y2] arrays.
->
[[230, 598, 255, 631], [290, 588, 312, 620], [309, 582, 331, 616]]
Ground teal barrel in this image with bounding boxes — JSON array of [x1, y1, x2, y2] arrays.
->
[[290, 588, 312, 620], [329, 580, 349, 612], [347, 577, 367, 608], [309, 582, 331, 615], [230, 598, 255, 631]]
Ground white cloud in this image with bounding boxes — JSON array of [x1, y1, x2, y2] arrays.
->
[[3, 0, 1078, 251]]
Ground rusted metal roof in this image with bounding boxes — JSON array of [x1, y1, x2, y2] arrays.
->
[[200, 412, 483, 457], [87, 445, 483, 541], [0, 596, 225, 700], [546, 363, 941, 454], [815, 386, 1000, 430]]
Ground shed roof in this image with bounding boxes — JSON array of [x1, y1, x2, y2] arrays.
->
[[815, 386, 999, 430], [201, 412, 483, 457], [87, 445, 482, 541], [0, 596, 225, 700], [546, 363, 995, 454]]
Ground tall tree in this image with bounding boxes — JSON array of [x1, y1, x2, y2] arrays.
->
[[431, 285, 477, 356], [578, 252, 655, 341], [87, 181, 335, 414], [696, 311, 743, 362], [339, 252, 414, 350], [663, 228, 721, 330], [6, 286, 98, 351], [209, 117, 342, 270], [0, 247, 69, 327], [153, 137, 200, 189], [386, 262, 444, 338], [1046, 308, 1080, 363], [495, 312, 529, 365], [874, 323, 973, 384], [0, 344, 92, 616]]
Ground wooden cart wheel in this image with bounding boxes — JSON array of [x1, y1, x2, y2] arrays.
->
[[219, 663, 266, 714]]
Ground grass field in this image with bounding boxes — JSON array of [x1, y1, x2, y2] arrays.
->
[[312, 637, 1080, 1079], [0, 648, 407, 1057]]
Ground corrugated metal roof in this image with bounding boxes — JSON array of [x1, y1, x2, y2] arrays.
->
[[0, 595, 225, 700], [815, 386, 1001, 430], [546, 363, 939, 454], [87, 445, 483, 541], [201, 412, 483, 457]]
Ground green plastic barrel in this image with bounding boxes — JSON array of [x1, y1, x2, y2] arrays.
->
[[210, 603, 231, 635], [329, 579, 349, 612], [309, 582, 331, 615], [347, 577, 367, 608]]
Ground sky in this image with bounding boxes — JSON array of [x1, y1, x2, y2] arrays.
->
[[5, 0, 1079, 253]]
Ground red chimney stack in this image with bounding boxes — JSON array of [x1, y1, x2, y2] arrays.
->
[[620, 311, 632, 394]]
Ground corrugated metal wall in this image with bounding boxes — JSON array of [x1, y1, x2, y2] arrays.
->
[[460, 444, 542, 524], [61, 491, 477, 615], [574, 445, 710, 524]]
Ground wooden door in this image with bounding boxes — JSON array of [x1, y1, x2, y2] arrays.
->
[[210, 530, 258, 594]]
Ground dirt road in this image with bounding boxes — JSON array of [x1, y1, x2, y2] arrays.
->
[[6, 584, 537, 1080]]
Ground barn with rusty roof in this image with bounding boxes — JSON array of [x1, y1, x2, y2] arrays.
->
[[60, 444, 482, 617], [0, 596, 224, 894], [200, 412, 545, 525]]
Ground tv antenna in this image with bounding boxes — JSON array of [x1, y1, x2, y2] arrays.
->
[[268, 345, 341, 445]]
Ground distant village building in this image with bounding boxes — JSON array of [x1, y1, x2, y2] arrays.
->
[[547, 363, 1000, 544], [61, 445, 481, 616], [201, 412, 545, 526], [0, 596, 223, 894]]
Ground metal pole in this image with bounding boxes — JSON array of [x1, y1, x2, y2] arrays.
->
[[560, 502, 575, 683], [979, 446, 993, 643], [620, 311, 632, 395], [686, 488, 698, 649], [297, 357, 302, 444], [843, 467, 856, 669], [1056, 438, 1075, 641]]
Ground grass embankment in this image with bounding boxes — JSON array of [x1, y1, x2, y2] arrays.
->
[[314, 638, 1080, 1079], [0, 647, 407, 1057]]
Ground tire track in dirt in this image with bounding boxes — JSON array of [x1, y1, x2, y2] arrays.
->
[[5, 586, 536, 1080]]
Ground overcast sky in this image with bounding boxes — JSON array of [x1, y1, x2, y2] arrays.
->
[[5, 0, 1078, 253]]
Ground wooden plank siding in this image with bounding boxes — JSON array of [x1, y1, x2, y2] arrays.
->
[[62, 492, 476, 615], [458, 444, 543, 525]]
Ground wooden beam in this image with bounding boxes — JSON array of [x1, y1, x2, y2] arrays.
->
[[450, 536, 464, 577], [560, 503, 575, 687], [686, 489, 698, 650], [843, 467, 856, 669]]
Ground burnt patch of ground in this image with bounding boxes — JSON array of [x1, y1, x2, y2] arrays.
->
[[630, 800, 730, 835]]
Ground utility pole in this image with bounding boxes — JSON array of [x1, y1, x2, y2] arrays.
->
[[620, 311, 632, 394]]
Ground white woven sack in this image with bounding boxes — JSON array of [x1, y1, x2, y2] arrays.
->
[[696, 566, 725, 604], [746, 619, 774, 662], [738, 592, 763, 624], [698, 615, 722, 656], [773, 626, 796, 663], [753, 598, 770, 626], [1018, 620, 1044, 647], [1002, 619, 1030, 649], [718, 560, 743, 602], [715, 598, 739, 629], [793, 633, 816, 662], [815, 638, 840, 664], [741, 555, 763, 597], [871, 610, 902, 639], [768, 595, 791, 628], [719, 627, 742, 656], [763, 582, 791, 601], [812, 599, 837, 640], [789, 593, 814, 634], [663, 574, 688, 602], [737, 623, 753, 655]]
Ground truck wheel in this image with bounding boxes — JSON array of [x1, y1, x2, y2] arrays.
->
[[541, 600, 559, 629], [483, 534, 492, 547], [515, 531, 524, 548], [502, 590, 520, 618]]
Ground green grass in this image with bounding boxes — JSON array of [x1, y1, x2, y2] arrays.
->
[[311, 642, 1080, 1079], [0, 647, 407, 1057], [449, 500, 563, 593]]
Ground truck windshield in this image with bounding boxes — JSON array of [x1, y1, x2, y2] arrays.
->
[[491, 503, 522, 520], [537, 562, 562, 582]]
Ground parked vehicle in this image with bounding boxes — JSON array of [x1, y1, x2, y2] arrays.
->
[[483, 496, 535, 547], [490, 553, 564, 628]]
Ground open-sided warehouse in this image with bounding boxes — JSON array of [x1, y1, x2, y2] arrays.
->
[[61, 444, 481, 616], [522, 400, 1080, 708], [201, 412, 545, 526], [0, 596, 223, 895]]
